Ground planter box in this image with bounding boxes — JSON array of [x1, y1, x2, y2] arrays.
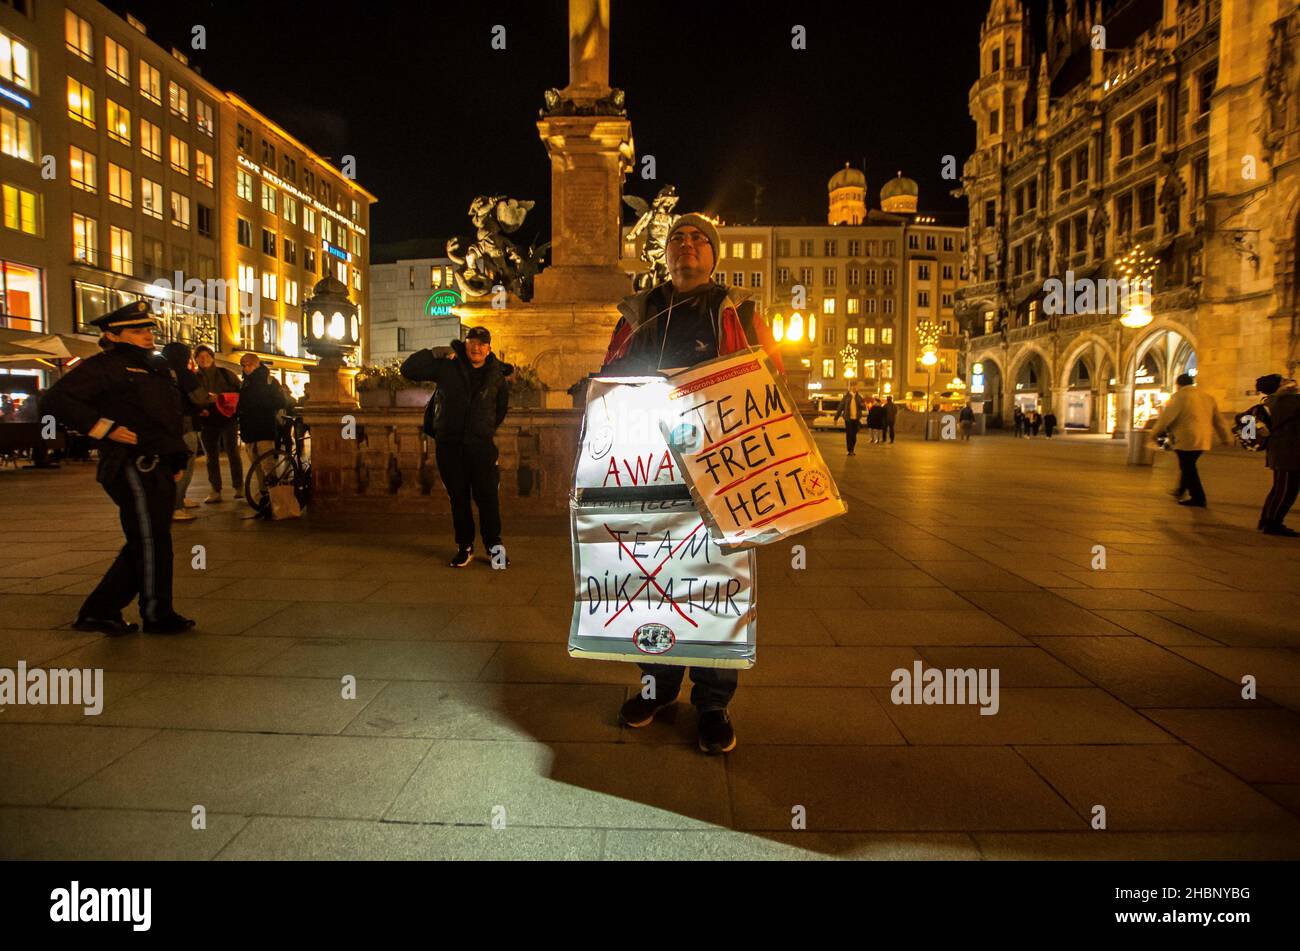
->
[[358, 388, 433, 409], [358, 389, 393, 409], [396, 388, 432, 408]]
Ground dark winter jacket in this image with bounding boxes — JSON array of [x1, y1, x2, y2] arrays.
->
[[834, 392, 866, 424], [41, 342, 188, 461], [237, 363, 287, 442], [400, 338, 513, 442], [1264, 389, 1300, 471], [195, 362, 241, 428], [867, 404, 886, 429], [161, 342, 210, 433]]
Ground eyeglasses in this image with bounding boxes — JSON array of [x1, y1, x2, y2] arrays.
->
[[667, 232, 711, 246]]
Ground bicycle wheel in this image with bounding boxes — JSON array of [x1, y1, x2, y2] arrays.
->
[[244, 448, 299, 514]]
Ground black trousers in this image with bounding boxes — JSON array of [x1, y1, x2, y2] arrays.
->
[[844, 419, 860, 452], [82, 459, 177, 624], [1261, 469, 1299, 526], [885, 421, 895, 443], [1175, 449, 1206, 504], [638, 663, 737, 712], [200, 420, 243, 493], [435, 437, 502, 551]]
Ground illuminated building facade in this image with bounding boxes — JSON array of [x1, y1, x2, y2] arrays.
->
[[367, 256, 462, 364]]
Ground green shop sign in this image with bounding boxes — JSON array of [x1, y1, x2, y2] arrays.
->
[[424, 289, 462, 317]]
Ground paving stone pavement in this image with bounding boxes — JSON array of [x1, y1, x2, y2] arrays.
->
[[1, 432, 1299, 861]]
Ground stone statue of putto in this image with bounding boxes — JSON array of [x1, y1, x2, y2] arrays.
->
[[447, 196, 550, 302], [623, 185, 680, 291]]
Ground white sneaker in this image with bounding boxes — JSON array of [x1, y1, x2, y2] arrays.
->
[[204, 492, 222, 504], [173, 510, 197, 522]]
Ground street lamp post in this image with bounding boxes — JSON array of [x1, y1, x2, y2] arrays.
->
[[921, 345, 938, 440]]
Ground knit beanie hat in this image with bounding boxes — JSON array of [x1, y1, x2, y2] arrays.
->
[[1256, 373, 1283, 395], [666, 213, 721, 275]]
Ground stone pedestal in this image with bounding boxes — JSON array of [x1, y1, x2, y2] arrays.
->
[[304, 354, 360, 410]]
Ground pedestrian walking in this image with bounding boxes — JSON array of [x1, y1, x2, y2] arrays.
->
[[161, 342, 209, 522], [39, 302, 195, 635], [1152, 372, 1232, 508], [1029, 409, 1041, 437], [1013, 407, 1024, 437], [959, 403, 974, 440], [237, 353, 289, 515], [598, 212, 785, 756], [834, 380, 865, 455], [1043, 411, 1057, 438], [1254, 373, 1300, 536], [866, 399, 886, 444], [884, 395, 897, 443], [401, 327, 514, 566], [193, 345, 243, 503]]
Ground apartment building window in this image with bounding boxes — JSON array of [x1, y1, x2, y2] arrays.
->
[[135, 236, 161, 277], [883, 298, 895, 314], [196, 203, 212, 237], [917, 263, 930, 281], [822, 359, 835, 378], [238, 264, 256, 296], [1012, 244, 1022, 276], [776, 239, 789, 256], [169, 137, 189, 174], [336, 260, 346, 283], [195, 99, 214, 136], [279, 155, 295, 181], [1073, 213, 1087, 254], [72, 213, 97, 263], [236, 123, 252, 154], [847, 240, 860, 257], [172, 247, 189, 276], [847, 298, 860, 315], [847, 266, 860, 285], [285, 278, 299, 307], [942, 264, 954, 280], [823, 325, 835, 345], [104, 36, 129, 84], [170, 192, 189, 230], [107, 100, 131, 145], [283, 238, 296, 265], [261, 139, 275, 166], [864, 240, 877, 256], [261, 272, 276, 300], [352, 269, 361, 292], [109, 226, 132, 274], [861, 326, 875, 344], [303, 168, 315, 193], [798, 239, 814, 256], [943, 236, 955, 252], [730, 242, 744, 259], [822, 298, 836, 315], [1198, 65, 1216, 115], [430, 266, 443, 288], [984, 200, 995, 228], [1139, 103, 1157, 147], [881, 327, 893, 344], [846, 327, 859, 344], [1118, 117, 1135, 158], [823, 267, 836, 286], [864, 298, 876, 314], [168, 81, 189, 120], [397, 327, 409, 352], [824, 240, 837, 256], [196, 150, 213, 187], [321, 216, 333, 243], [862, 359, 876, 378], [140, 119, 161, 161], [236, 169, 253, 202], [917, 291, 930, 308], [351, 232, 360, 256], [750, 242, 762, 259], [107, 163, 131, 206], [0, 31, 34, 90], [139, 60, 161, 104], [884, 240, 897, 256], [751, 272, 762, 288], [67, 79, 95, 128], [66, 11, 93, 62], [865, 268, 877, 286], [908, 233, 919, 249], [282, 195, 297, 225], [304, 248, 316, 273], [883, 268, 895, 287], [197, 255, 215, 280], [141, 178, 162, 219], [1137, 181, 1156, 229], [261, 228, 275, 256], [776, 266, 789, 284], [926, 235, 937, 250], [731, 271, 743, 287], [799, 267, 813, 286], [1058, 155, 1072, 192], [261, 183, 276, 213], [988, 109, 999, 135], [713, 272, 726, 286], [1115, 191, 1133, 236], [942, 293, 954, 308], [1076, 147, 1089, 182], [880, 359, 893, 378], [2, 183, 39, 235], [69, 146, 96, 193], [1, 108, 34, 162]]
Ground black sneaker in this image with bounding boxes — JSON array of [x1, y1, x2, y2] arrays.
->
[[449, 547, 473, 568], [1169, 487, 1187, 499], [72, 615, 138, 636], [698, 709, 737, 754], [143, 614, 196, 635], [619, 692, 678, 728], [1263, 523, 1300, 537], [1178, 499, 1207, 508]]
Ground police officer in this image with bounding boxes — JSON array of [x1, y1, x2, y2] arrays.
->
[[41, 302, 196, 635]]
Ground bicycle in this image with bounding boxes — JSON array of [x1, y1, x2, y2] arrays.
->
[[244, 413, 312, 515]]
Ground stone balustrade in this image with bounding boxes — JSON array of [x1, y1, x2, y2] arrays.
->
[[299, 404, 583, 515]]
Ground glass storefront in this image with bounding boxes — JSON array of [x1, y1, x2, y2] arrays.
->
[[0, 259, 44, 332], [74, 279, 218, 351]]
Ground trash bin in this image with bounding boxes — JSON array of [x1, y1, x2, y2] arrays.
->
[[1126, 428, 1155, 466]]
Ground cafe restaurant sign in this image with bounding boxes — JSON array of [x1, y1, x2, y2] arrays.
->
[[424, 289, 462, 317]]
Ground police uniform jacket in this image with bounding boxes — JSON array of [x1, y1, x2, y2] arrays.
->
[[41, 343, 187, 462]]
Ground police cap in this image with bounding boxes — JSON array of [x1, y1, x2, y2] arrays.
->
[[89, 300, 158, 332]]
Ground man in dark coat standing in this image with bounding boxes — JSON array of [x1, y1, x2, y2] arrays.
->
[[884, 395, 898, 444], [1256, 373, 1300, 537], [40, 302, 195, 634], [834, 381, 866, 455], [401, 326, 513, 567]]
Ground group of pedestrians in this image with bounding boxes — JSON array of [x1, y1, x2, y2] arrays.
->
[[1013, 406, 1057, 438], [833, 381, 896, 455]]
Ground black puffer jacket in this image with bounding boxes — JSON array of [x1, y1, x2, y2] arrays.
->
[[400, 338, 513, 442], [238, 364, 287, 442], [1264, 390, 1300, 471]]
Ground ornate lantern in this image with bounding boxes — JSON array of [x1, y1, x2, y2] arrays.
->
[[303, 275, 360, 360]]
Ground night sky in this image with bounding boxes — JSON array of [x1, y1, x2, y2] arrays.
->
[[109, 0, 1044, 251]]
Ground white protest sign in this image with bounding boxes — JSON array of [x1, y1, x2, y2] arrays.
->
[[573, 376, 686, 500], [567, 497, 756, 669], [658, 348, 846, 551]]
